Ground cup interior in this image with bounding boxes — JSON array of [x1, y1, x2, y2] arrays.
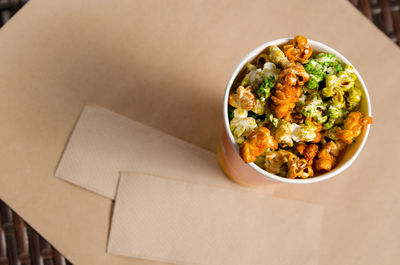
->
[[223, 38, 372, 184]]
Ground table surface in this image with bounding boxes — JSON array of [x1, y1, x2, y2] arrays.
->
[[0, 0, 399, 265], [0, 199, 72, 265]]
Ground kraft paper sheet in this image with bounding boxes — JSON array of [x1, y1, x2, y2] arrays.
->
[[55, 105, 276, 199], [56, 105, 321, 264], [0, 0, 399, 264], [108, 173, 323, 265]]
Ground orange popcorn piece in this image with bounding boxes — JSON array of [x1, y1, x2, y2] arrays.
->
[[314, 141, 346, 172], [312, 122, 323, 143], [240, 127, 278, 163], [336, 111, 372, 144], [287, 157, 313, 179], [271, 83, 302, 119], [283, 35, 313, 63], [314, 141, 337, 171], [296, 144, 306, 155], [314, 150, 335, 172], [297, 143, 318, 166], [278, 63, 310, 86], [264, 150, 313, 179], [228, 85, 256, 110]]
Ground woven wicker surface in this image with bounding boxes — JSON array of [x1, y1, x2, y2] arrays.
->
[[350, 0, 400, 45], [0, 0, 28, 27], [0, 200, 72, 265], [0, 0, 398, 265]]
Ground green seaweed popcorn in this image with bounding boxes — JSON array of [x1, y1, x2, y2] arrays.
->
[[304, 59, 326, 89], [257, 76, 276, 101]]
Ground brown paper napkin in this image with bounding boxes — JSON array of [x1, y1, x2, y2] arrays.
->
[[55, 105, 276, 199], [56, 105, 322, 264], [108, 172, 323, 265]]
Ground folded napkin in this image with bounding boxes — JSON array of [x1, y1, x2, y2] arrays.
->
[[55, 105, 276, 199], [56, 105, 324, 264], [108, 172, 324, 265]]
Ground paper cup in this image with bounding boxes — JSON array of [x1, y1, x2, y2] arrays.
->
[[218, 38, 372, 186]]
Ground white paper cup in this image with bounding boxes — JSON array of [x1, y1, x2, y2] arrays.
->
[[218, 38, 372, 186]]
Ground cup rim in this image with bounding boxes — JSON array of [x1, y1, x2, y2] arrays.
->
[[222, 37, 372, 184]]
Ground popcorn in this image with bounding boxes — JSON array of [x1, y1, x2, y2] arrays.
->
[[229, 109, 257, 144], [283, 35, 313, 63], [271, 83, 302, 119], [228, 86, 256, 110], [267, 45, 290, 68], [264, 150, 314, 179], [240, 127, 278, 163], [297, 144, 318, 166], [226, 35, 372, 178], [251, 99, 267, 115], [315, 141, 340, 171], [336, 111, 372, 144], [278, 62, 310, 86]]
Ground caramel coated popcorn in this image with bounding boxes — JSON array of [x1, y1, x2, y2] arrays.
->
[[283, 35, 313, 64], [240, 127, 278, 163], [228, 35, 372, 179]]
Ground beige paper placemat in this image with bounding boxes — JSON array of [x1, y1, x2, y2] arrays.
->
[[0, 0, 399, 265], [108, 172, 323, 265], [55, 105, 276, 199]]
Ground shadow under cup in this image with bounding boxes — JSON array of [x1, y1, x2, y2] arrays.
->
[[217, 38, 372, 187]]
